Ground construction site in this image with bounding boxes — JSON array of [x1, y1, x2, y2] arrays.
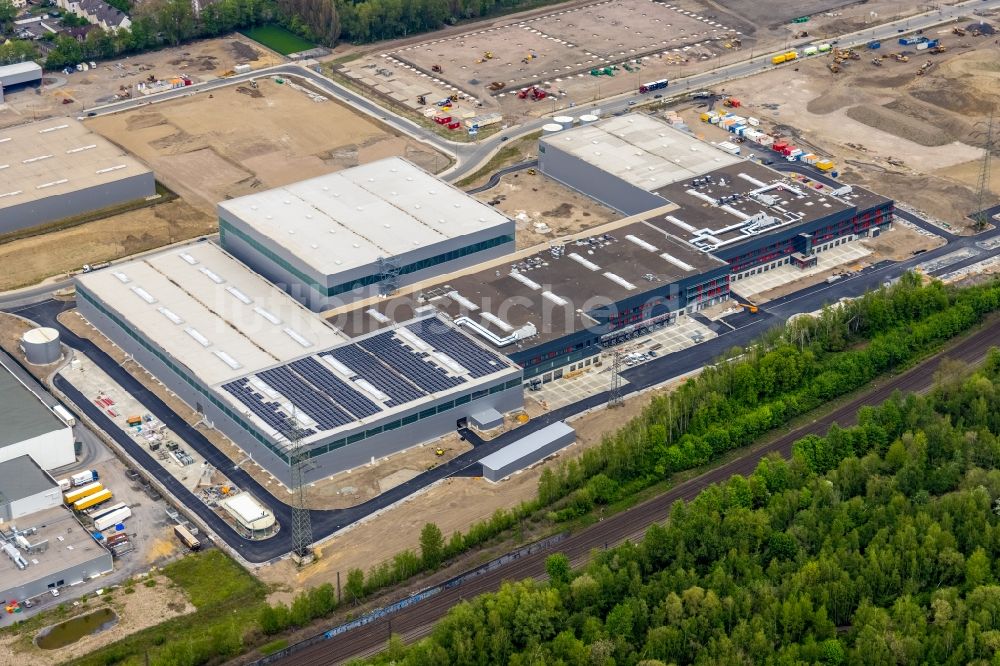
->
[[707, 20, 1000, 230], [85, 77, 448, 213]]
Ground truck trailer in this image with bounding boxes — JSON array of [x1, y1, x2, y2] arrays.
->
[[74, 489, 112, 511], [94, 507, 132, 532], [71, 469, 99, 486], [64, 482, 103, 505]]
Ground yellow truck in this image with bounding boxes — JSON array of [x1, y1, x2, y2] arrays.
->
[[74, 489, 112, 511], [783, 50, 799, 61], [772, 54, 787, 65], [64, 482, 103, 505]]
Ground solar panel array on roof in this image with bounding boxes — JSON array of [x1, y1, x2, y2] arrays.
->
[[407, 319, 504, 378], [221, 379, 317, 437], [357, 333, 464, 394], [328, 345, 425, 407], [288, 357, 382, 419], [257, 366, 354, 431]]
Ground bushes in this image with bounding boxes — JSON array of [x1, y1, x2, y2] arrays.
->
[[537, 276, 1000, 516]]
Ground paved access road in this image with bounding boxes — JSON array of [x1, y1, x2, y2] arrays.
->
[[275, 316, 1000, 666]]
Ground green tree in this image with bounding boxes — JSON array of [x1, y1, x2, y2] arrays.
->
[[344, 567, 364, 604], [419, 522, 444, 569], [545, 553, 571, 586]]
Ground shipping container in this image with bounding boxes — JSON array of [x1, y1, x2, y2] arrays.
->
[[74, 489, 112, 511], [717, 141, 741, 155], [95, 507, 132, 532], [90, 502, 127, 522], [53, 404, 76, 426], [174, 524, 201, 551], [816, 160, 835, 171], [64, 482, 103, 505]]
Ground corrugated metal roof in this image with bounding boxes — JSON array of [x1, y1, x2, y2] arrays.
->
[[480, 421, 575, 470]]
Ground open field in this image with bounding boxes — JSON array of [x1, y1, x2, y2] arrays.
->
[[691, 30, 1000, 230], [85, 77, 447, 212], [0, 200, 212, 292], [0, 37, 282, 128], [240, 25, 315, 55]]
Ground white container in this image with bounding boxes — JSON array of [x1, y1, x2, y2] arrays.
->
[[542, 123, 564, 135]]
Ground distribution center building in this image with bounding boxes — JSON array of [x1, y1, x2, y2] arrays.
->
[[0, 118, 155, 234], [218, 157, 516, 311], [0, 359, 76, 470], [76, 243, 523, 485], [333, 217, 730, 380], [539, 115, 894, 277], [0, 61, 42, 103]]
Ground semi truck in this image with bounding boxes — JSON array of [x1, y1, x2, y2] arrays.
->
[[73, 489, 112, 512], [174, 524, 201, 551], [638, 78, 668, 94], [71, 469, 99, 486], [64, 482, 103, 505], [94, 507, 132, 532]]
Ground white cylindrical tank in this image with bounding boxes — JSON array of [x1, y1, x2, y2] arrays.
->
[[552, 115, 574, 127], [579, 114, 599, 124], [542, 123, 564, 135], [21, 327, 61, 365]]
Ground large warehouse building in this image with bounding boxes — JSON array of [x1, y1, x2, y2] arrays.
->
[[332, 216, 730, 380], [0, 61, 42, 103], [218, 157, 515, 311], [0, 358, 75, 470], [540, 115, 894, 278], [76, 243, 523, 484], [0, 118, 155, 234], [0, 456, 114, 604]]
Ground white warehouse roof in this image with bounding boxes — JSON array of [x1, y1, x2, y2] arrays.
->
[[76, 243, 347, 386], [0, 61, 43, 81], [0, 117, 151, 213], [541, 114, 742, 191], [217, 157, 512, 276]]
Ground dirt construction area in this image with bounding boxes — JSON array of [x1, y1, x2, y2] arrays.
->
[[691, 26, 1000, 230], [84, 77, 447, 212], [0, 37, 281, 129], [340, 0, 963, 124]]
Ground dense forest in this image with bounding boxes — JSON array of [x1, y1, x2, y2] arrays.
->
[[361, 347, 1000, 665]]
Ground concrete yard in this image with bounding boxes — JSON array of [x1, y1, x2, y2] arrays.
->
[[732, 241, 872, 301], [85, 77, 447, 212]]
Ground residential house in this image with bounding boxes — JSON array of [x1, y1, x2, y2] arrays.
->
[[57, 0, 131, 32]]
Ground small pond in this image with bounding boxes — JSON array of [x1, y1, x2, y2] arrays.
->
[[35, 607, 119, 650]]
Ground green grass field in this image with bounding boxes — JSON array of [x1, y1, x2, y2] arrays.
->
[[240, 25, 314, 55]]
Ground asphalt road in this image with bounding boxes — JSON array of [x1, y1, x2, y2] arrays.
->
[[277, 315, 1000, 665]]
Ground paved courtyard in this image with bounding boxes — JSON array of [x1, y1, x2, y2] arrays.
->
[[732, 242, 873, 301]]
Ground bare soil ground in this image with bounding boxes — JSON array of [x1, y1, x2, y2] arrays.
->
[[0, 200, 213, 292], [474, 172, 619, 248], [259, 381, 663, 604], [707, 34, 1000, 229], [0, 37, 282, 128], [84, 78, 446, 213], [0, 574, 194, 666]]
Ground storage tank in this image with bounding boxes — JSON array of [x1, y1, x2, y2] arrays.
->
[[552, 115, 574, 127], [579, 114, 599, 125], [542, 123, 564, 135], [21, 327, 61, 365]]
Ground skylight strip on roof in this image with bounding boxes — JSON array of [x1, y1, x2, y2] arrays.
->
[[433, 352, 468, 376], [130, 286, 156, 303], [253, 307, 281, 325], [625, 234, 659, 252], [66, 145, 97, 154], [179, 252, 198, 265], [226, 286, 253, 305], [185, 327, 211, 347], [604, 272, 637, 290], [38, 124, 68, 133], [542, 290, 568, 307], [397, 326, 431, 351], [353, 378, 389, 402], [199, 267, 224, 284], [322, 354, 355, 378], [447, 290, 479, 311], [660, 252, 695, 272], [510, 271, 541, 290], [36, 179, 69, 189], [480, 311, 513, 333], [283, 327, 313, 348], [568, 252, 600, 271], [95, 165, 127, 174], [157, 307, 184, 325], [366, 309, 390, 324], [213, 350, 242, 370], [112, 271, 130, 283]]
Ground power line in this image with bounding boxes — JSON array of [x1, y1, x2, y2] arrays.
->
[[283, 418, 313, 563], [608, 349, 624, 409], [974, 111, 995, 232]]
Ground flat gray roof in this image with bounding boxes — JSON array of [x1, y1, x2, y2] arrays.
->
[[76, 243, 347, 386], [0, 361, 66, 448], [541, 114, 742, 191], [0, 505, 111, 591], [480, 421, 575, 471], [0, 117, 152, 213], [0, 61, 42, 81], [218, 157, 512, 276], [0, 455, 56, 505], [331, 217, 727, 348]]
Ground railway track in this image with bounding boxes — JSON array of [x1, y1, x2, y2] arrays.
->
[[274, 318, 999, 666]]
